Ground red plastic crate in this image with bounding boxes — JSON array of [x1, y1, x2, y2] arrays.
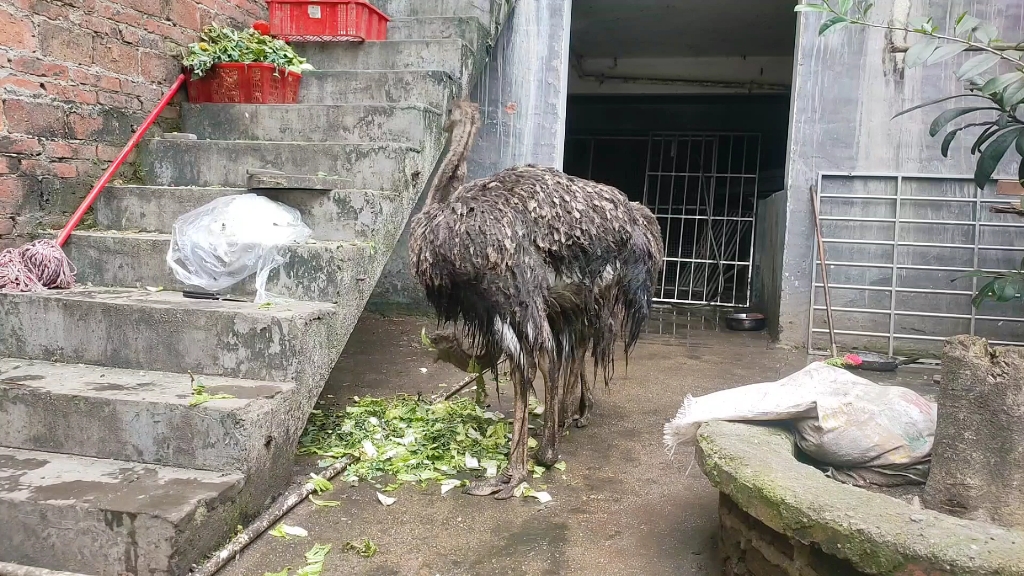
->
[[267, 0, 390, 42], [186, 63, 302, 104]]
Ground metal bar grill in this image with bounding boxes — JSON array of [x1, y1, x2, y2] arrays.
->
[[642, 132, 761, 306], [807, 171, 1024, 358]]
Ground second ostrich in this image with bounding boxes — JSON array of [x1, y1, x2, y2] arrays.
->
[[409, 100, 663, 499]]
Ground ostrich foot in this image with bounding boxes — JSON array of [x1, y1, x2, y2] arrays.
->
[[574, 412, 591, 429], [536, 438, 559, 467], [463, 466, 528, 499]]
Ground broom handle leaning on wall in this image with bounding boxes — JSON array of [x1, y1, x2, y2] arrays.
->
[[809, 185, 839, 358], [56, 73, 187, 247]]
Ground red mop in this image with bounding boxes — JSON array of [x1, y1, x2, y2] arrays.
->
[[0, 74, 187, 293]]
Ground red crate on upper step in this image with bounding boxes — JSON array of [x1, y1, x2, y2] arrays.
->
[[267, 0, 390, 42]]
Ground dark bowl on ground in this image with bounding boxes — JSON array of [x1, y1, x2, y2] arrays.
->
[[725, 312, 766, 332]]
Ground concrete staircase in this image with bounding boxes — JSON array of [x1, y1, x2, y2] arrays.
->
[[0, 1, 502, 574]]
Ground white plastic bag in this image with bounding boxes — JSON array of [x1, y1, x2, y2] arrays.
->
[[663, 362, 937, 482], [166, 194, 312, 304]]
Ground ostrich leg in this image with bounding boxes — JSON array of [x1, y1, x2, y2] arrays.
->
[[560, 352, 585, 430], [575, 368, 594, 429], [465, 361, 533, 498], [536, 349, 561, 467]]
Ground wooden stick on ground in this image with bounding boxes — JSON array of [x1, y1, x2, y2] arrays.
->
[[438, 368, 492, 402], [189, 455, 356, 576]]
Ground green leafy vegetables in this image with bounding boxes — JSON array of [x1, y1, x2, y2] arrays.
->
[[183, 24, 314, 79], [298, 395, 512, 489]]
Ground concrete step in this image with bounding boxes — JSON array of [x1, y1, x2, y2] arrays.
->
[[95, 186, 403, 242], [375, 0, 490, 25], [140, 139, 425, 191], [0, 358, 295, 472], [298, 69, 457, 108], [63, 231, 376, 303], [298, 39, 474, 80], [0, 446, 244, 575], [181, 103, 442, 144], [0, 286, 339, 381], [389, 16, 487, 48]]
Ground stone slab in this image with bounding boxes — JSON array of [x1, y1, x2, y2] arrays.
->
[[696, 421, 1024, 575], [298, 70, 457, 108], [297, 39, 473, 81], [0, 286, 339, 381], [140, 139, 424, 192], [94, 186, 403, 243], [373, 0, 490, 25], [181, 103, 441, 145], [62, 231, 377, 303], [0, 358, 296, 472], [0, 446, 244, 575], [388, 16, 488, 49]]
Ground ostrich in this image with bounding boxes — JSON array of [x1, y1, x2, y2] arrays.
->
[[409, 100, 664, 499]]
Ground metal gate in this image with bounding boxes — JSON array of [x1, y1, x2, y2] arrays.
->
[[642, 133, 761, 306], [808, 171, 1024, 358]]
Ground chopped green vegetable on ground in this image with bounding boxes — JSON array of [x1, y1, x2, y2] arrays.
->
[[343, 538, 379, 558], [298, 395, 512, 489], [187, 372, 234, 407], [296, 544, 331, 576]]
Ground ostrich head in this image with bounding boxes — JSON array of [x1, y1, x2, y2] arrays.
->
[[425, 99, 482, 206]]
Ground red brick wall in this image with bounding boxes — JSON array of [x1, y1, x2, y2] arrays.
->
[[0, 0, 267, 247]]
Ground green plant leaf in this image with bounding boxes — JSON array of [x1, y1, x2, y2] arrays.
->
[[974, 127, 1024, 189], [838, 0, 853, 14], [905, 37, 939, 68], [940, 123, 989, 157], [924, 43, 968, 65], [954, 15, 981, 38], [928, 106, 1002, 137], [974, 23, 999, 44], [819, 16, 849, 36], [971, 118, 1009, 155], [892, 94, 990, 119], [1002, 79, 1024, 109], [956, 53, 1002, 80], [793, 3, 828, 12], [981, 72, 1024, 96]]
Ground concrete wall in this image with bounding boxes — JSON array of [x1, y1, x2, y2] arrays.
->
[[779, 0, 1024, 352], [367, 0, 572, 313]]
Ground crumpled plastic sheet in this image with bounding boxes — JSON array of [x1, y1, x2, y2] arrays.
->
[[166, 194, 312, 304]]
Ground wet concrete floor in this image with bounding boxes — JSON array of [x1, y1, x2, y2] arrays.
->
[[218, 306, 940, 576]]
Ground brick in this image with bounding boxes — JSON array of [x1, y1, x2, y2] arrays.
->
[[121, 0, 163, 17], [96, 144, 123, 161], [140, 49, 181, 84], [0, 157, 19, 174], [3, 100, 68, 139], [43, 83, 99, 104], [0, 98, 3, 132], [0, 177, 36, 213], [78, 14, 123, 39], [143, 19, 194, 45], [95, 39, 141, 76], [52, 162, 79, 178], [165, 0, 201, 31], [44, 141, 96, 159], [63, 0, 98, 10], [21, 0, 70, 20], [69, 108, 138, 141], [96, 2, 144, 27], [11, 56, 70, 79], [0, 135, 43, 155], [0, 218, 13, 236], [0, 75, 46, 93], [121, 78, 163, 103], [0, 9, 36, 51], [38, 21, 95, 66], [99, 90, 140, 109]]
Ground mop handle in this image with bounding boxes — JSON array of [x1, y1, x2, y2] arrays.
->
[[56, 73, 187, 247]]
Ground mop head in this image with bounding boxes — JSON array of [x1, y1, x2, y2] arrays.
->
[[0, 239, 76, 292]]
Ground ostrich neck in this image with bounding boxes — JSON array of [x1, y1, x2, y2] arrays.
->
[[425, 105, 481, 207]]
